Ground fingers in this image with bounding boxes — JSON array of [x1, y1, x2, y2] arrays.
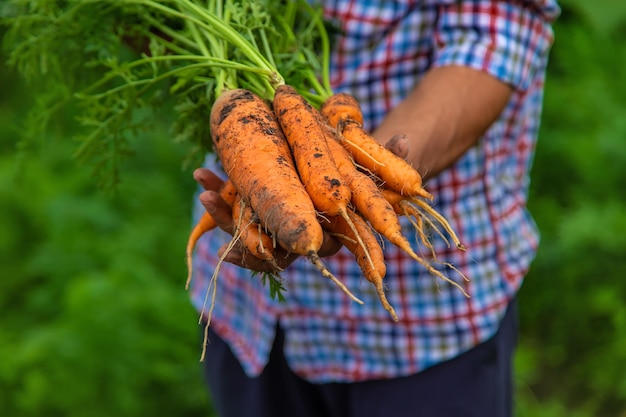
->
[[384, 133, 409, 159], [318, 230, 342, 258], [199, 190, 235, 235], [218, 229, 341, 274], [219, 244, 299, 273], [194, 167, 342, 274], [193, 168, 224, 191]]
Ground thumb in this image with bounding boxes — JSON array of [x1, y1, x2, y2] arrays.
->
[[384, 134, 409, 160]]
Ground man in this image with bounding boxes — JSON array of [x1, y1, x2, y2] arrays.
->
[[190, 1, 560, 416]]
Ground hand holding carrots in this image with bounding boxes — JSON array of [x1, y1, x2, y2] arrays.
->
[[193, 168, 342, 273], [192, 129, 410, 274], [186, 87, 468, 322]]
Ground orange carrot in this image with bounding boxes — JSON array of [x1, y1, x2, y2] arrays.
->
[[321, 93, 431, 199], [272, 85, 352, 217], [320, 120, 405, 270], [319, 92, 364, 127], [380, 188, 436, 253], [274, 85, 381, 281], [377, 188, 470, 296], [323, 209, 397, 321], [386, 195, 437, 259], [218, 179, 238, 206], [323, 123, 432, 268], [210, 88, 323, 256], [322, 93, 469, 296]]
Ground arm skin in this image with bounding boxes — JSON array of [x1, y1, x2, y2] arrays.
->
[[372, 65, 513, 181]]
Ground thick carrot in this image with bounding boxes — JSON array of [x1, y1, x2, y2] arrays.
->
[[210, 88, 323, 256], [323, 209, 398, 321], [185, 179, 237, 289]]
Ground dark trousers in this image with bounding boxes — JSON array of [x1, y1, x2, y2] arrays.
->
[[202, 300, 518, 417]]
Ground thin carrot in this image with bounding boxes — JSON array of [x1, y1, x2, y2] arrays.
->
[[322, 124, 434, 272], [321, 93, 431, 199], [185, 212, 215, 288], [323, 209, 398, 321], [380, 187, 440, 254], [218, 179, 238, 206], [185, 179, 237, 289], [323, 114, 466, 301], [323, 93, 469, 297], [390, 198, 437, 259], [377, 188, 470, 296]]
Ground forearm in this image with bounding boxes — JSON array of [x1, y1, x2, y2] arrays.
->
[[372, 65, 513, 181]]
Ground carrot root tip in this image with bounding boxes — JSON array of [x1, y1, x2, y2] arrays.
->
[[373, 280, 398, 322], [309, 253, 364, 305]]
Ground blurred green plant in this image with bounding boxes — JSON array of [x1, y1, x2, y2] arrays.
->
[[517, 1, 626, 416], [0, 48, 214, 416]]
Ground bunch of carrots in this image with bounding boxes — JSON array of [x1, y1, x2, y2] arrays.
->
[[3, 0, 468, 326], [186, 84, 469, 324]]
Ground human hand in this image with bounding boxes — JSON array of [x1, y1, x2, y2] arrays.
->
[[383, 133, 409, 160], [193, 134, 409, 273], [193, 168, 342, 273]]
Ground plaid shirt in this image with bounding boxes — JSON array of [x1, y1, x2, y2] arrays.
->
[[190, 0, 560, 383]]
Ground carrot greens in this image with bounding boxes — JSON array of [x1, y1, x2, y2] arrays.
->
[[1, 0, 332, 187]]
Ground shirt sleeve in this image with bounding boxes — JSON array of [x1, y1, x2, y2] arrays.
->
[[432, 1, 561, 91]]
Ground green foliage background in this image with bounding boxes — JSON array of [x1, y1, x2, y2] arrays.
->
[[1, 1, 625, 416], [516, 1, 626, 416]]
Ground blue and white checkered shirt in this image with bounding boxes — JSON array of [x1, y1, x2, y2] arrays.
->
[[190, 0, 560, 383]]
